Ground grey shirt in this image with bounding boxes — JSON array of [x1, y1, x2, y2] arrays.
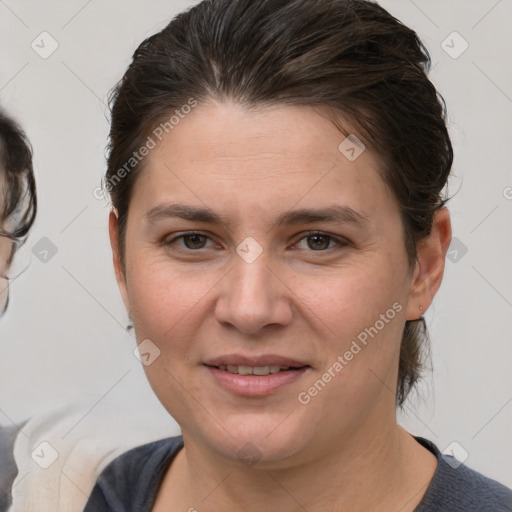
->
[[83, 435, 512, 511], [0, 424, 21, 511]]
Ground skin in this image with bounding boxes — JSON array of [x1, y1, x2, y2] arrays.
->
[[0, 234, 11, 312], [110, 100, 452, 511]]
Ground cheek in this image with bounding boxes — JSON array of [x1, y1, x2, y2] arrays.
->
[[291, 257, 408, 405], [296, 272, 406, 420], [292, 258, 407, 342], [125, 260, 210, 416], [126, 256, 215, 339]]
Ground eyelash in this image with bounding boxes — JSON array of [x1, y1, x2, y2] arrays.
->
[[162, 231, 349, 253]]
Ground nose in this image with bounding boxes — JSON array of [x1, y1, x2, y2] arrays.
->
[[214, 249, 293, 335]]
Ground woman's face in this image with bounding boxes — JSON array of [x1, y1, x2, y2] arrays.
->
[[113, 101, 432, 466]]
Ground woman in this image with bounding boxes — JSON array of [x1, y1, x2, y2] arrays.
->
[[85, 0, 512, 510], [0, 107, 37, 510]]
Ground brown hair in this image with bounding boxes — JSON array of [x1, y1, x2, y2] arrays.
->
[[105, 0, 453, 407]]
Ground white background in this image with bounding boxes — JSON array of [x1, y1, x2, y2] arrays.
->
[[0, 0, 511, 487]]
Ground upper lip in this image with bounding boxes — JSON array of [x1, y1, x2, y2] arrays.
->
[[203, 354, 310, 368]]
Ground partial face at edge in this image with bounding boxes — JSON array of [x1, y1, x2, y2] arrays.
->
[[0, 235, 12, 313], [0, 173, 15, 313], [110, 101, 449, 466]]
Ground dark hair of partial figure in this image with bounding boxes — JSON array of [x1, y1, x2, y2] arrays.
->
[[0, 108, 37, 257]]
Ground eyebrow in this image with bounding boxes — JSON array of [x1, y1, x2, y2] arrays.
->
[[145, 203, 369, 228], [145, 203, 230, 225], [274, 205, 369, 228]]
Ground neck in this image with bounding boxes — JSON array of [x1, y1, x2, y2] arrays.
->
[[155, 419, 437, 511]]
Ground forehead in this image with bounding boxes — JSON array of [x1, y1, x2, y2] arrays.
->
[[130, 101, 397, 225], [151, 101, 368, 173]]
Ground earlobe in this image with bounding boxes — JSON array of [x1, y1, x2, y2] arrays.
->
[[405, 207, 452, 321]]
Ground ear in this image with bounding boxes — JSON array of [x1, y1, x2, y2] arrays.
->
[[405, 207, 452, 321], [109, 209, 130, 314]]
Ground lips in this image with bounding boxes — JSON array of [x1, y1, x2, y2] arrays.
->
[[203, 354, 311, 396]]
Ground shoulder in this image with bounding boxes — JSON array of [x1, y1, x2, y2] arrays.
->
[[415, 437, 512, 512], [84, 435, 184, 512], [0, 423, 22, 510]]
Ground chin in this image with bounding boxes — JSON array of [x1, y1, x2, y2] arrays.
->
[[191, 413, 315, 469]]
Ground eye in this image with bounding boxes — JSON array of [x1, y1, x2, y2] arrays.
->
[[163, 232, 217, 250], [294, 231, 348, 251]]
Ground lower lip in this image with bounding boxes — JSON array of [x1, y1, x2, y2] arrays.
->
[[205, 366, 309, 397]]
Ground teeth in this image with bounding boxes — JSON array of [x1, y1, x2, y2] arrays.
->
[[252, 366, 270, 376], [238, 365, 253, 376], [218, 365, 295, 375]]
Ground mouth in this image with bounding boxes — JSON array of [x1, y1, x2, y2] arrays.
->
[[207, 364, 307, 376], [203, 356, 311, 397]]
